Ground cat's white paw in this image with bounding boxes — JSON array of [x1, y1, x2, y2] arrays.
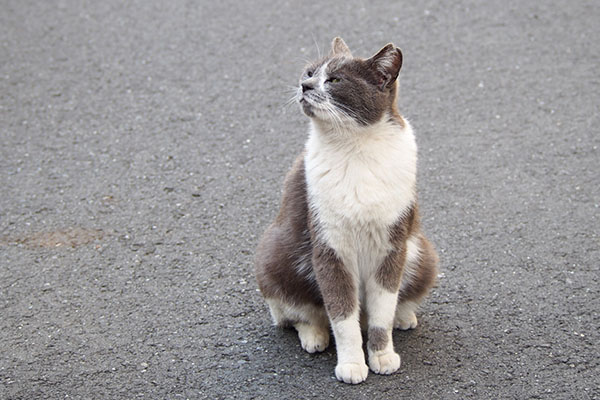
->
[[368, 351, 401, 375], [335, 362, 369, 384], [394, 310, 418, 330], [296, 324, 329, 353]]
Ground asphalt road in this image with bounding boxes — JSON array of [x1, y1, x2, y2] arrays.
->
[[1, 1, 599, 399]]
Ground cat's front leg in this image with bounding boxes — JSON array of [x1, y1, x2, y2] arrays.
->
[[366, 254, 403, 375], [312, 245, 368, 384], [331, 312, 368, 384]]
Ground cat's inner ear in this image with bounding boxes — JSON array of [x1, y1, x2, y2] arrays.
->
[[368, 43, 403, 90], [329, 37, 352, 57]]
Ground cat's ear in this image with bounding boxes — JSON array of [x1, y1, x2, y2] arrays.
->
[[329, 37, 352, 57], [368, 43, 403, 90]]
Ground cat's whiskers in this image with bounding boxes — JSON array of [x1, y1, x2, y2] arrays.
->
[[329, 98, 367, 126], [281, 85, 302, 109], [312, 33, 322, 60], [319, 101, 346, 134], [299, 90, 358, 134], [313, 95, 357, 133]]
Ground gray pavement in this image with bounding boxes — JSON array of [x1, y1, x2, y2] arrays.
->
[[1, 0, 599, 399]]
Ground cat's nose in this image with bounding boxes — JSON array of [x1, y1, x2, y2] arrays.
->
[[301, 82, 313, 93]]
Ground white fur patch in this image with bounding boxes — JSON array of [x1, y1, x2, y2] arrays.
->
[[331, 310, 368, 383], [316, 61, 329, 91], [295, 322, 330, 353], [394, 300, 419, 330], [265, 298, 328, 328], [368, 349, 400, 375], [305, 118, 417, 281], [365, 278, 399, 328], [399, 234, 421, 293], [265, 298, 330, 353]]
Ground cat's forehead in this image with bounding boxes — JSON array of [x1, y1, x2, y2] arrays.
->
[[306, 56, 362, 75], [323, 56, 351, 71]]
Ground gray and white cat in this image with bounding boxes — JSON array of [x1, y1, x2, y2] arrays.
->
[[255, 37, 438, 384]]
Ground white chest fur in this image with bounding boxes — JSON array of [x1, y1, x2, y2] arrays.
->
[[305, 118, 417, 275]]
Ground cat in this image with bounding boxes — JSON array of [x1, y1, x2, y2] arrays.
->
[[255, 37, 439, 384]]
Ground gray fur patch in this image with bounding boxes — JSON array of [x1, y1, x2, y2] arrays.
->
[[255, 155, 323, 307], [311, 241, 357, 321], [368, 327, 389, 352]]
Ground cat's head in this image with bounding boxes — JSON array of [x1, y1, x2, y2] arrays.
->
[[298, 37, 403, 128]]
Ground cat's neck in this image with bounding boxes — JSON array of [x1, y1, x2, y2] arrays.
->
[[308, 113, 407, 149]]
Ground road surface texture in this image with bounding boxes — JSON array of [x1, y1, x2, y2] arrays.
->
[[1, 0, 598, 399]]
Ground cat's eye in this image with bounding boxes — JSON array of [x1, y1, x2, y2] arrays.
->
[[326, 77, 341, 83], [307, 70, 314, 77]]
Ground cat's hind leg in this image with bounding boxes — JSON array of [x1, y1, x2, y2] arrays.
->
[[394, 300, 419, 330], [394, 234, 438, 330], [265, 298, 330, 353]]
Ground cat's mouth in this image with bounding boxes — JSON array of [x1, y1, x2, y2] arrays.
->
[[299, 92, 325, 118], [299, 95, 317, 117]]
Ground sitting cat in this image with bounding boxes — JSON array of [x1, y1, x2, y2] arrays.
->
[[255, 37, 439, 384]]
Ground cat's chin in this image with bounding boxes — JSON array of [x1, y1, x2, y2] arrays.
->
[[300, 99, 315, 118]]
